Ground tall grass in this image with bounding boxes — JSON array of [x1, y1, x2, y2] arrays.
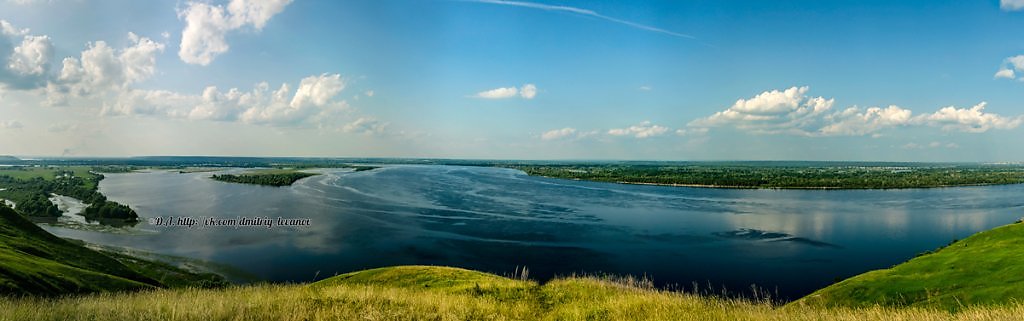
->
[[3, 267, 1023, 321]]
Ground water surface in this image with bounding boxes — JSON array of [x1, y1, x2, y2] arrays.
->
[[41, 165, 1024, 299]]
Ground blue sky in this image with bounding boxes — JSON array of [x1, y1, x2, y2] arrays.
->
[[1, 0, 1024, 161]]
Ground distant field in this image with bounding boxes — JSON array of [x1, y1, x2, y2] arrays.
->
[[0, 166, 97, 182], [3, 265, 1024, 321]]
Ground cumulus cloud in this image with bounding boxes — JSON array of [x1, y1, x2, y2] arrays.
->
[[912, 102, 1024, 133], [178, 0, 293, 65], [540, 127, 576, 140], [0, 20, 53, 90], [994, 55, 1024, 80], [519, 83, 537, 99], [688, 86, 834, 135], [608, 121, 669, 138], [819, 105, 913, 136], [686, 86, 1024, 136], [0, 120, 23, 129], [46, 32, 166, 105], [473, 83, 538, 100], [103, 73, 350, 127], [342, 117, 388, 135], [1001, 0, 1024, 11]]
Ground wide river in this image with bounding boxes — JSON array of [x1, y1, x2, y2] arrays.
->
[[42, 165, 1024, 299]]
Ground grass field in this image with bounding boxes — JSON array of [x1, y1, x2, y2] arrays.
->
[[3, 265, 1024, 321], [794, 220, 1024, 309], [0, 166, 96, 181]]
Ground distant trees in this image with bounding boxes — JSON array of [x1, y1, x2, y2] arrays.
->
[[211, 172, 317, 186], [508, 165, 1024, 189], [0, 170, 138, 222]]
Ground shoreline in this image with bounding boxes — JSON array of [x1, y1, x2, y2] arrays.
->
[[530, 175, 1022, 190]]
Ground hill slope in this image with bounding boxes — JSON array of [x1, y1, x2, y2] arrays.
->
[[794, 221, 1024, 309], [0, 205, 157, 295], [3, 265, 1024, 320]]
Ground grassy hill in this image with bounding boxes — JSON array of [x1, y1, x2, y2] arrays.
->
[[794, 220, 1024, 309], [0, 205, 225, 295], [2, 265, 1024, 320], [0, 205, 156, 295]]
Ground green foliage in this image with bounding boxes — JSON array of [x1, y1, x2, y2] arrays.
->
[[794, 222, 1024, 309], [509, 164, 1024, 189], [0, 167, 138, 222], [0, 206, 156, 296], [0, 205, 229, 296], [211, 171, 318, 186]]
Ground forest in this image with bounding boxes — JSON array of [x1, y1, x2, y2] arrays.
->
[[505, 163, 1024, 189], [211, 171, 318, 186], [0, 167, 139, 222]]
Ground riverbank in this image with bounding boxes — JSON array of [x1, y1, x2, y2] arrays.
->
[[511, 163, 1024, 189]]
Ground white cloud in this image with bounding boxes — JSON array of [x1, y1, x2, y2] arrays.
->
[[48, 33, 166, 104], [686, 86, 1024, 137], [8, 34, 52, 76], [912, 102, 1024, 133], [540, 127, 576, 140], [639, 85, 651, 91], [520, 83, 537, 99], [675, 127, 707, 136], [472, 83, 538, 100], [102, 73, 351, 127], [289, 73, 345, 109], [1001, 0, 1024, 11], [474, 86, 518, 99], [688, 86, 834, 135], [994, 55, 1024, 80], [819, 105, 913, 136], [342, 117, 388, 135], [0, 120, 22, 129], [608, 121, 669, 138], [178, 0, 293, 65], [0, 20, 52, 89], [364, 90, 374, 97], [995, 68, 1015, 79], [902, 141, 959, 150]]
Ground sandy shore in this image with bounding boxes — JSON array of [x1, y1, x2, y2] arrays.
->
[[48, 194, 95, 225]]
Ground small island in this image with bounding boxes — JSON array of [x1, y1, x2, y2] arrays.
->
[[211, 170, 318, 186]]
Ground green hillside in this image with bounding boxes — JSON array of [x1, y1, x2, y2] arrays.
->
[[794, 220, 1024, 309], [0, 205, 156, 295]]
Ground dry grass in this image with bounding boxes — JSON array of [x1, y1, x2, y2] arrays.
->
[[2, 266, 1023, 321]]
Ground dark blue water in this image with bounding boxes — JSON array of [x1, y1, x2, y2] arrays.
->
[[41, 165, 1024, 300]]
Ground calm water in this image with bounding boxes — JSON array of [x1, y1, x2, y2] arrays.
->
[[42, 165, 1024, 299]]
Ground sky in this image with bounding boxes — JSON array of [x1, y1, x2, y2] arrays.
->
[[2, 0, 1024, 161]]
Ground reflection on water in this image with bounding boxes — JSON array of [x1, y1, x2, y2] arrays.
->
[[40, 165, 1024, 300]]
